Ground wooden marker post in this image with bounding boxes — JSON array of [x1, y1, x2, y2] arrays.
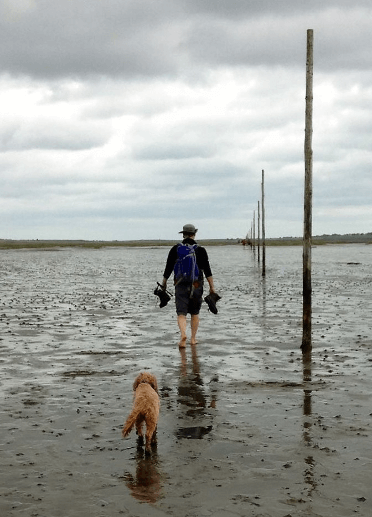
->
[[253, 210, 256, 249], [261, 170, 266, 277], [257, 200, 260, 263], [302, 29, 314, 353]]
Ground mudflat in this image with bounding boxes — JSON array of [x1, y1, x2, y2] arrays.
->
[[1, 244, 371, 517]]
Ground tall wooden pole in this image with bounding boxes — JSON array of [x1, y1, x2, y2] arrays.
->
[[261, 169, 266, 277], [302, 29, 314, 353], [257, 200, 260, 263]]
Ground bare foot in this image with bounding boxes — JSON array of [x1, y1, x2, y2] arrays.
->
[[179, 336, 187, 348], [190, 338, 198, 346]]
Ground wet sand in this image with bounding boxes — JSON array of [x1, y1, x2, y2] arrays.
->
[[1, 244, 371, 516]]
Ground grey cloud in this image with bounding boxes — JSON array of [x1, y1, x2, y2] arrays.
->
[[1, 0, 371, 81], [184, 8, 372, 71], [181, 0, 372, 18], [0, 120, 107, 151], [133, 143, 214, 161], [0, 0, 185, 79]]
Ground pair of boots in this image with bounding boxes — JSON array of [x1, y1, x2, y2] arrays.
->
[[155, 283, 221, 314]]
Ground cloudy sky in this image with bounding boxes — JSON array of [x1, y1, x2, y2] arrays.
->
[[1, 0, 371, 240]]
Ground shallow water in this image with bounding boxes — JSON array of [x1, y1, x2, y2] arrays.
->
[[0, 244, 371, 516]]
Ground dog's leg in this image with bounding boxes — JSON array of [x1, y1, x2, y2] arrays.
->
[[136, 416, 144, 446], [151, 425, 157, 444], [145, 423, 157, 454], [135, 417, 143, 437]]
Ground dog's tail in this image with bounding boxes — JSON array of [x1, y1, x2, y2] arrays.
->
[[121, 408, 140, 438]]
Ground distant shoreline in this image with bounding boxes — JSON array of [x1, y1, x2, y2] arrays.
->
[[1, 233, 371, 250]]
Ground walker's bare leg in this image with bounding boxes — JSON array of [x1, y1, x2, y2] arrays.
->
[[190, 314, 199, 345], [177, 315, 187, 347]]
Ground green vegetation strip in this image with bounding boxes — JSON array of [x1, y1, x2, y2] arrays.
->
[[1, 234, 371, 250]]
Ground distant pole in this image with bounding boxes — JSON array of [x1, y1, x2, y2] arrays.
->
[[261, 169, 266, 277], [257, 200, 261, 263], [253, 210, 256, 249], [302, 29, 314, 353]]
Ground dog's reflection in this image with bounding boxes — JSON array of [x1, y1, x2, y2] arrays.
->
[[123, 445, 163, 503]]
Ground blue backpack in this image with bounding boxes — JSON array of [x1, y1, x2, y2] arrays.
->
[[174, 243, 199, 284]]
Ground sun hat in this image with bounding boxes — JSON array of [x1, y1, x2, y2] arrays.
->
[[179, 223, 198, 234]]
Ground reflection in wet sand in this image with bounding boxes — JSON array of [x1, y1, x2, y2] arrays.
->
[[123, 447, 164, 504], [177, 345, 217, 434], [176, 425, 212, 439], [302, 350, 317, 497]]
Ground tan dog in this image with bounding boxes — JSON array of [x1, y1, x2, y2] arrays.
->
[[122, 372, 160, 453]]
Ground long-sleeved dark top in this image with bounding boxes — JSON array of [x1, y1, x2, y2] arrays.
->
[[163, 238, 213, 280]]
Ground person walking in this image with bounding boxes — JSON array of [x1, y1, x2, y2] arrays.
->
[[161, 224, 216, 348]]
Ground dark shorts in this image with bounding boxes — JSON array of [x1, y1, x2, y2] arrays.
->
[[175, 281, 204, 316]]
